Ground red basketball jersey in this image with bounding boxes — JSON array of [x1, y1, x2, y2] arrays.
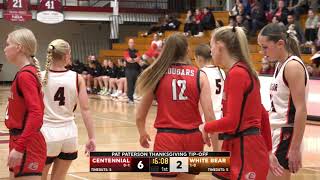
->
[[154, 64, 201, 130], [5, 65, 43, 130]]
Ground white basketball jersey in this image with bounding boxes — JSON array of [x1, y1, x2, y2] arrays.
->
[[269, 56, 309, 127], [201, 66, 226, 119], [41, 70, 78, 127]]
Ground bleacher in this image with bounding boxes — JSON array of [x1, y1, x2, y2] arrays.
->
[[99, 11, 313, 71]]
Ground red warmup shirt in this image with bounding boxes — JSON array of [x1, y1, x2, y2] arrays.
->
[[5, 65, 44, 153], [154, 64, 202, 130], [204, 62, 262, 133]]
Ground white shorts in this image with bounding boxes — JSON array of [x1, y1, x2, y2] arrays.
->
[[41, 121, 78, 163]]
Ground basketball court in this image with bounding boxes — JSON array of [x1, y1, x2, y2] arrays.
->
[[0, 85, 319, 180]]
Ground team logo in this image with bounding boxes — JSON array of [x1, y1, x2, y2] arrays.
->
[[245, 172, 256, 180], [28, 162, 39, 170], [282, 132, 291, 141]]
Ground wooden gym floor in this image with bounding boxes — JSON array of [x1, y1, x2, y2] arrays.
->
[[0, 85, 319, 180]]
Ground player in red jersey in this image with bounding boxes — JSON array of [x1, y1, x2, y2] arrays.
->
[[4, 28, 46, 179], [136, 33, 215, 180], [199, 26, 270, 180]]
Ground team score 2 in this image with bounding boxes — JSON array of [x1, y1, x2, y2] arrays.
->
[[176, 161, 182, 169], [54, 87, 65, 106], [13, 0, 22, 8], [172, 79, 188, 100]]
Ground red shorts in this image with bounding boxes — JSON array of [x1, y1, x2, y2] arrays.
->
[[152, 130, 204, 178], [212, 135, 269, 180], [9, 132, 46, 177]]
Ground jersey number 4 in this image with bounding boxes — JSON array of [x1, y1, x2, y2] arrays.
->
[[54, 87, 65, 106], [172, 79, 188, 100]]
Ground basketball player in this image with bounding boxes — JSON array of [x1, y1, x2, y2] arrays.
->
[[258, 23, 309, 180], [194, 44, 225, 151], [136, 33, 215, 180], [200, 26, 269, 180], [4, 28, 46, 179], [41, 39, 96, 180]]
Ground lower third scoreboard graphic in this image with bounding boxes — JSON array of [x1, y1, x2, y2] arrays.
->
[[90, 152, 230, 173]]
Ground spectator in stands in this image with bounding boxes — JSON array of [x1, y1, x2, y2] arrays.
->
[[286, 13, 305, 43], [183, 10, 197, 36], [236, 15, 250, 34], [308, 51, 320, 76], [82, 55, 94, 93], [194, 8, 204, 36], [159, 15, 181, 36], [195, 7, 216, 37], [272, 16, 286, 29], [89, 56, 103, 94], [113, 59, 128, 100], [97, 59, 111, 96], [142, 14, 169, 37], [249, 0, 267, 36], [123, 39, 141, 104], [230, 0, 242, 18], [151, 33, 163, 50], [260, 56, 275, 75], [108, 60, 119, 97], [229, 16, 237, 26], [273, 0, 289, 25], [305, 9, 319, 45], [141, 34, 162, 68], [71, 60, 85, 74], [288, 0, 319, 20]]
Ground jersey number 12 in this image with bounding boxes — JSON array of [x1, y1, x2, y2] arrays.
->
[[172, 79, 188, 100]]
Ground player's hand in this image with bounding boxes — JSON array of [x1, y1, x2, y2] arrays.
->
[[199, 124, 211, 147], [287, 147, 302, 173], [7, 149, 23, 168], [269, 152, 284, 176], [139, 133, 151, 148], [203, 132, 211, 147], [85, 138, 96, 157]]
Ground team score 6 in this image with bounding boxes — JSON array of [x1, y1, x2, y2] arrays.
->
[[133, 158, 149, 172]]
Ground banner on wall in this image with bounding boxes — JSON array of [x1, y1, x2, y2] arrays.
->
[[3, 0, 32, 22], [36, 0, 64, 24]]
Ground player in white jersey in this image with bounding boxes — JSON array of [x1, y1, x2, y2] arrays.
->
[[40, 39, 96, 180], [258, 23, 309, 180], [194, 44, 225, 151]]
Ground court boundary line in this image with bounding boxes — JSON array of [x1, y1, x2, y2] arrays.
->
[[67, 173, 89, 180]]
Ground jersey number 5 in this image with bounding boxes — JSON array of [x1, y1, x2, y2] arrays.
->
[[54, 87, 65, 106], [172, 79, 188, 100]]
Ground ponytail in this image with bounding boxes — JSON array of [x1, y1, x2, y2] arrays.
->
[[286, 32, 301, 58], [43, 45, 54, 87], [31, 56, 43, 87]]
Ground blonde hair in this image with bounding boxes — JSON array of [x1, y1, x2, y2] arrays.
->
[[8, 28, 42, 85], [136, 33, 189, 95], [212, 26, 258, 80], [43, 39, 70, 86]]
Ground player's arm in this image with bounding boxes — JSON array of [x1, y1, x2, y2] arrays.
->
[[199, 71, 217, 148], [14, 72, 43, 153], [78, 74, 96, 153], [136, 90, 154, 148], [204, 68, 247, 133], [285, 60, 307, 173]]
